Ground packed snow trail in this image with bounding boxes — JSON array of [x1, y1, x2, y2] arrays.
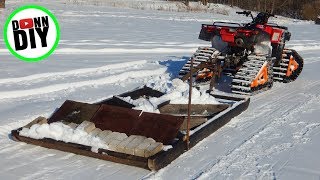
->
[[0, 60, 147, 85], [0, 0, 320, 179], [0, 68, 166, 100]]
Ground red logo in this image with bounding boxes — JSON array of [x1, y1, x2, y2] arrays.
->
[[19, 18, 34, 29]]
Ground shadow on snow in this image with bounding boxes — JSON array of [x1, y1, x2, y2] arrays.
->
[[159, 56, 233, 93]]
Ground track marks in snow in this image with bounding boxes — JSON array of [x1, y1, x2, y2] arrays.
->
[[0, 60, 167, 101], [287, 42, 320, 52], [0, 68, 166, 100], [149, 80, 320, 180], [195, 80, 320, 179], [59, 40, 205, 48], [0, 60, 147, 85], [303, 57, 320, 64], [55, 47, 197, 55], [290, 45, 320, 52], [60, 11, 214, 23], [0, 47, 198, 55]]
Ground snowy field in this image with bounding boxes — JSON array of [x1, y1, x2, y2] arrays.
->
[[0, 0, 320, 179]]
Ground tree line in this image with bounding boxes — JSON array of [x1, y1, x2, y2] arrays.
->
[[175, 0, 320, 20], [0, 0, 5, 8]]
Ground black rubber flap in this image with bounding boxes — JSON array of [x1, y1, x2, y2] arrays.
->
[[90, 104, 184, 145], [48, 100, 100, 124], [98, 86, 165, 106]]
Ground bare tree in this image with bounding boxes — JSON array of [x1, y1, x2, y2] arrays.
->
[[173, 0, 319, 20], [0, 0, 5, 8], [257, 0, 261, 11], [201, 0, 208, 5], [185, 0, 189, 6], [271, 0, 275, 13]]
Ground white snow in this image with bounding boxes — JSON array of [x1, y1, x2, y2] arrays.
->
[[0, 68, 166, 100], [0, 0, 319, 179], [0, 60, 147, 85], [120, 78, 219, 113], [19, 122, 108, 152]]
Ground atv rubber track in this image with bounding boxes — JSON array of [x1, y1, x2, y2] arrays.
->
[[231, 55, 273, 95], [273, 49, 304, 83], [178, 47, 219, 79]]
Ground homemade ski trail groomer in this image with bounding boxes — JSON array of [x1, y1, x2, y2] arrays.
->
[[11, 86, 249, 170], [179, 11, 304, 95], [11, 11, 303, 171]]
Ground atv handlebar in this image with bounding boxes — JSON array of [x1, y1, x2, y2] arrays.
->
[[237, 11, 276, 26], [236, 11, 275, 17], [236, 11, 251, 15], [264, 12, 275, 17], [236, 11, 254, 20], [236, 11, 252, 17]]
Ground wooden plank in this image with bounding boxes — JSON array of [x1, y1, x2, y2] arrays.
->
[[103, 132, 119, 144], [103, 132, 127, 145], [134, 138, 156, 157], [124, 136, 146, 155], [76, 121, 95, 133], [89, 128, 102, 137], [116, 135, 137, 154], [108, 139, 123, 151], [11, 130, 149, 169], [67, 122, 78, 130], [145, 142, 163, 158], [107, 132, 128, 151], [111, 132, 128, 141], [97, 130, 112, 142]]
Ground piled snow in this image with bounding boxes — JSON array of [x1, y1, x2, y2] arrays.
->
[[254, 41, 272, 55], [19, 122, 108, 152], [163, 78, 219, 104], [120, 78, 220, 113]]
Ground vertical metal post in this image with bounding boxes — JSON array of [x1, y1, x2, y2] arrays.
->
[[186, 57, 193, 150]]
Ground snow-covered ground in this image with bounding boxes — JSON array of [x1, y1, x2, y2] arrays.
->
[[0, 0, 320, 179]]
